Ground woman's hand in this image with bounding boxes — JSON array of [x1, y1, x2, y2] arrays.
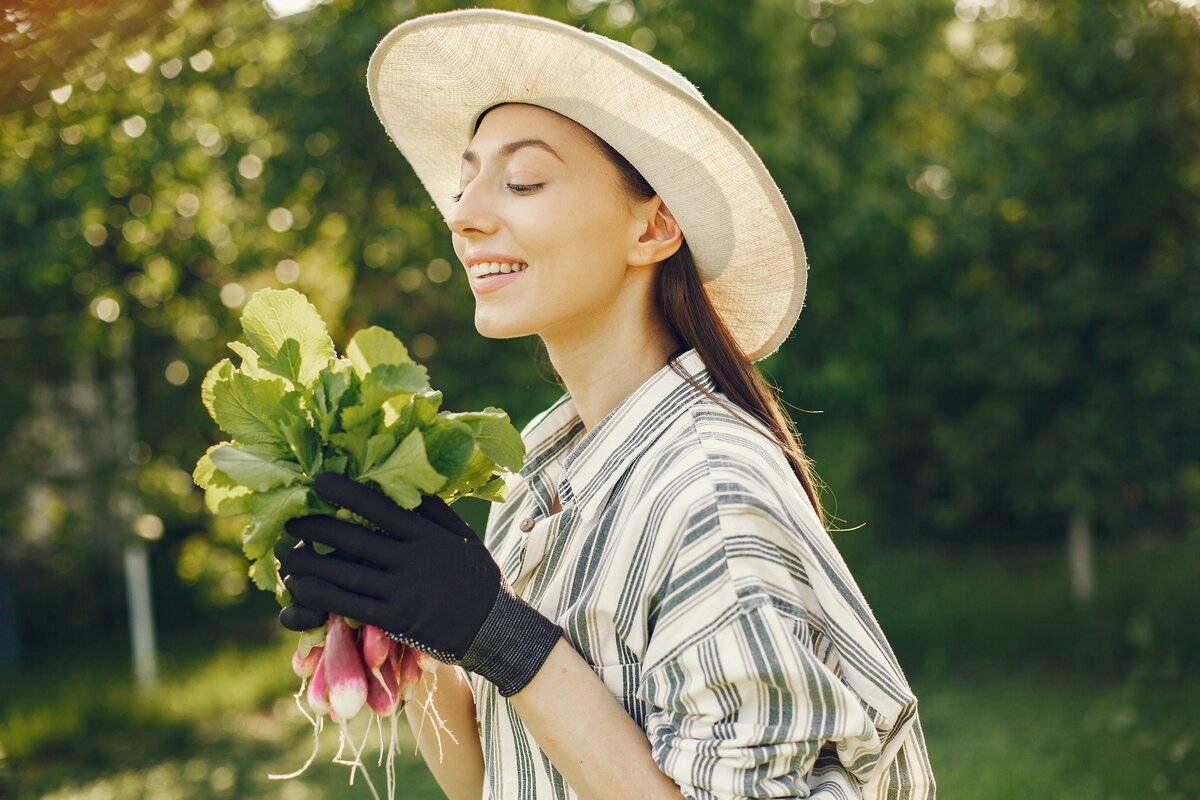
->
[[277, 472, 563, 697]]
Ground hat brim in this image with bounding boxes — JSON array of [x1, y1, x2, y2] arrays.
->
[[367, 8, 806, 362]]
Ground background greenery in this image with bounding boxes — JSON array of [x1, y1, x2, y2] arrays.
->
[[1, 0, 1197, 797]]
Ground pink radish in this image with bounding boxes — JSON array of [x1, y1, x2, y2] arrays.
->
[[307, 649, 330, 716], [293, 644, 324, 678], [396, 644, 425, 703], [360, 624, 392, 672], [367, 652, 401, 715], [324, 613, 368, 721], [360, 625, 400, 714]]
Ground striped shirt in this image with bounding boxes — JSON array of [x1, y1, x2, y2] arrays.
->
[[471, 348, 935, 799]]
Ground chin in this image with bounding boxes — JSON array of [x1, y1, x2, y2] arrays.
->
[[474, 313, 538, 341]]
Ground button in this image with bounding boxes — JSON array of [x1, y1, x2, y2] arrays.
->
[[519, 517, 535, 532]]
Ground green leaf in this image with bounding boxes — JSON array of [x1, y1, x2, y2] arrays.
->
[[361, 430, 398, 475], [242, 484, 309, 561], [440, 407, 525, 472], [387, 389, 443, 435], [423, 420, 475, 485], [346, 326, 412, 378], [306, 359, 354, 439], [323, 455, 348, 475], [210, 442, 302, 492], [239, 288, 335, 387], [281, 417, 321, 475], [193, 445, 254, 515], [471, 474, 510, 503], [227, 341, 281, 383], [298, 623, 328, 655], [359, 428, 447, 509], [339, 363, 428, 432], [454, 448, 502, 493], [201, 359, 234, 425], [331, 421, 375, 473], [211, 372, 290, 446], [249, 553, 284, 599]]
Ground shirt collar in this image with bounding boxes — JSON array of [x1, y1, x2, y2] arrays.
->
[[518, 348, 715, 525]]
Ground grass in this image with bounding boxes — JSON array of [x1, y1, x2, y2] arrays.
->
[[918, 670, 1199, 799], [1, 636, 444, 800]]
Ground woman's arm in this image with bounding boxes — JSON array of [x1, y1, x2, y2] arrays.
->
[[405, 661, 485, 800], [508, 638, 686, 800]]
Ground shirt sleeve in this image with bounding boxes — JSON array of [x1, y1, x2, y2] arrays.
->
[[633, 496, 932, 799], [638, 599, 878, 799]]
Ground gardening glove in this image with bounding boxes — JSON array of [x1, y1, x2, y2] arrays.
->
[[278, 472, 563, 697]]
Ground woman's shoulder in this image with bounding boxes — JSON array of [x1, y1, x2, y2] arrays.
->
[[636, 392, 810, 522]]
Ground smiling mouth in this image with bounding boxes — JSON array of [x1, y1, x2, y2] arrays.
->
[[469, 261, 530, 278]]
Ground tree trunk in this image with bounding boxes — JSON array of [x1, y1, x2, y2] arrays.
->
[[1067, 510, 1095, 605]]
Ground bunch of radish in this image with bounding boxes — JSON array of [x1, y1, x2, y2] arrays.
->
[[271, 613, 454, 800]]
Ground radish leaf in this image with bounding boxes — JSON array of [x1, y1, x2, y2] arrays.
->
[[240, 288, 335, 386], [242, 484, 309, 560], [347, 326, 412, 377], [210, 442, 302, 492], [358, 428, 447, 509], [211, 372, 290, 446], [441, 408, 524, 472]]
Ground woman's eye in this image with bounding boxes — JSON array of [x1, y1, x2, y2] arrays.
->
[[451, 183, 543, 203]]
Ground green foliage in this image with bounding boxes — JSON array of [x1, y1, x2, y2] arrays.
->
[[193, 288, 524, 601]]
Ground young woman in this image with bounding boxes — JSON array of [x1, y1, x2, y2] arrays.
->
[[279, 9, 935, 799]]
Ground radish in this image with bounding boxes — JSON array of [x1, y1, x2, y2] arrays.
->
[[361, 624, 393, 672], [306, 649, 330, 716], [396, 643, 426, 703], [293, 644, 323, 678], [367, 655, 401, 715], [325, 613, 369, 721]]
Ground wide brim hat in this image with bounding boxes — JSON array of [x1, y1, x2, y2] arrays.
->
[[366, 8, 807, 362]]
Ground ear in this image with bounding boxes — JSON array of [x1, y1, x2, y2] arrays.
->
[[627, 196, 684, 268]]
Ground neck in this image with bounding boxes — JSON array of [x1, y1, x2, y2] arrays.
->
[[542, 271, 681, 431]]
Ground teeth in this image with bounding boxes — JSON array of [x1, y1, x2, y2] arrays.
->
[[470, 261, 529, 278]]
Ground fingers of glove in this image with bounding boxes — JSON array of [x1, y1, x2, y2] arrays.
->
[[283, 545, 395, 599], [279, 539, 317, 578], [279, 602, 326, 632], [414, 493, 478, 541], [289, 575, 391, 632], [312, 473, 435, 540], [285, 515, 405, 566]]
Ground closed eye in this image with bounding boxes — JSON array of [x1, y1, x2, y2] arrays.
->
[[451, 183, 544, 203]]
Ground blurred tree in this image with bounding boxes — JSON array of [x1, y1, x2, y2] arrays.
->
[[857, 0, 1200, 594]]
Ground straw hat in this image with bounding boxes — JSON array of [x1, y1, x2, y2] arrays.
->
[[366, 8, 807, 362]]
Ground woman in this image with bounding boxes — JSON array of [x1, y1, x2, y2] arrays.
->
[[279, 9, 935, 799]]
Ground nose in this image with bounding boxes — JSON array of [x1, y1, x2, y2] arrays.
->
[[446, 179, 497, 240]]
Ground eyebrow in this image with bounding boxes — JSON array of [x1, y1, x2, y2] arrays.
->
[[461, 139, 564, 165]]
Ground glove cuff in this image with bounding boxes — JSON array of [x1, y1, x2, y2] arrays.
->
[[456, 587, 563, 697]]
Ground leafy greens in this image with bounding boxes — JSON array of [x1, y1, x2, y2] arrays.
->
[[192, 288, 524, 601]]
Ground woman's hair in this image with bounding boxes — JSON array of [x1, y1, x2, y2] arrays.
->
[[584, 130, 830, 531]]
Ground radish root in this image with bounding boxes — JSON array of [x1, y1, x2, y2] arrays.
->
[[267, 677, 323, 781]]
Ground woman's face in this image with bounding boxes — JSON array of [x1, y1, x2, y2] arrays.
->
[[448, 103, 653, 347]]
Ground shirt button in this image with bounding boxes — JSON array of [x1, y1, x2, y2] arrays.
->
[[519, 517, 535, 532]]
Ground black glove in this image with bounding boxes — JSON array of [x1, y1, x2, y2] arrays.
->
[[278, 473, 563, 697]]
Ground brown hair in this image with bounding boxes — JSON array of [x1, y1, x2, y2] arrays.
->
[[584, 131, 830, 530]]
